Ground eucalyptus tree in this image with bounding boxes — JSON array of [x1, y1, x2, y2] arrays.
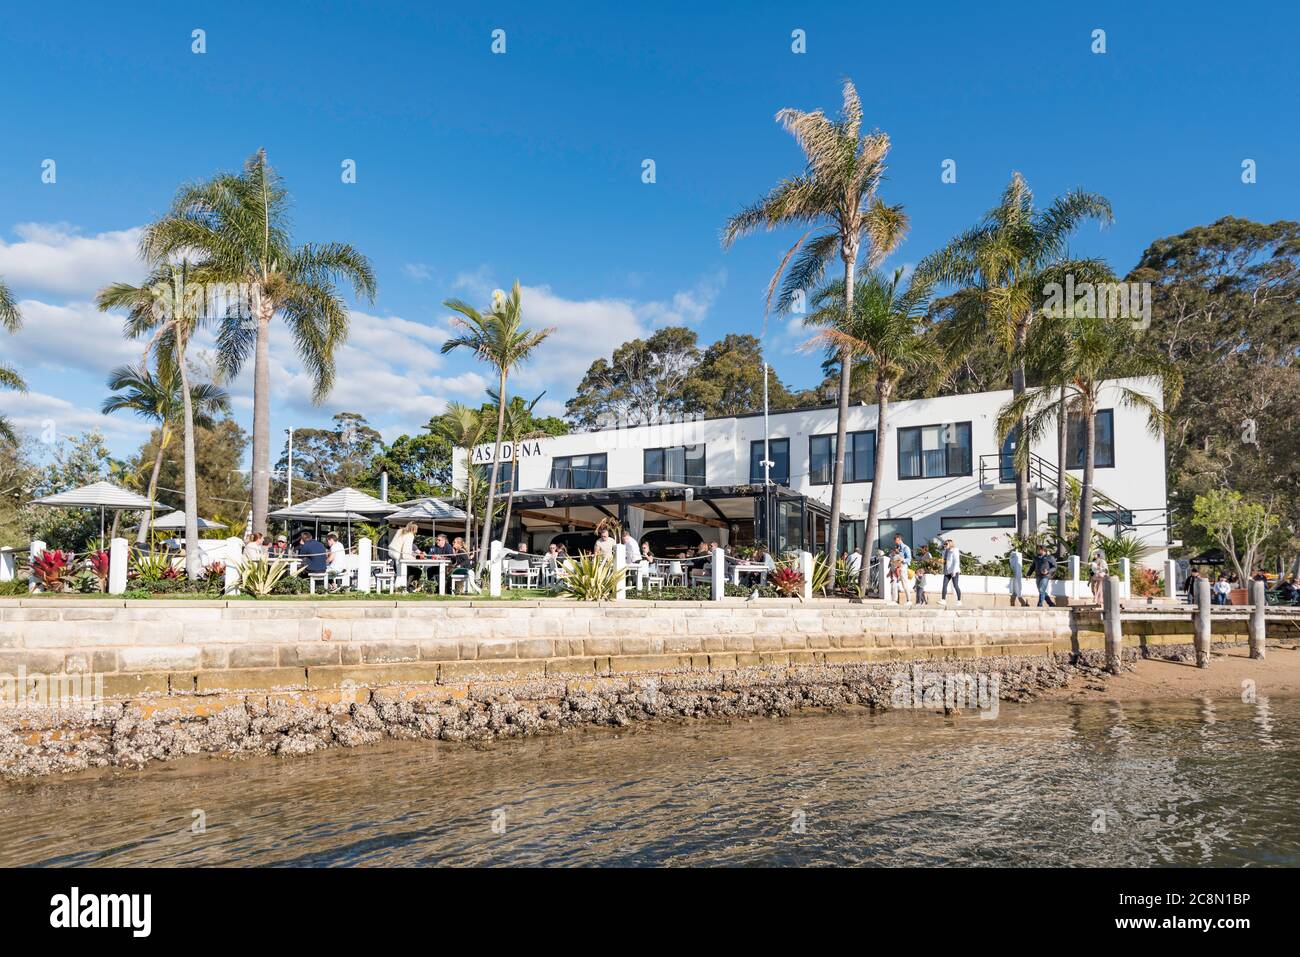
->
[[140, 149, 376, 535], [97, 262, 214, 575], [803, 268, 939, 593], [918, 173, 1113, 539], [101, 360, 229, 543], [0, 276, 25, 444], [723, 79, 907, 566], [440, 281, 553, 562], [995, 309, 1180, 564]]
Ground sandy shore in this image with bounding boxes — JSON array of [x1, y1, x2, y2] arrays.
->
[[1042, 640, 1300, 703]]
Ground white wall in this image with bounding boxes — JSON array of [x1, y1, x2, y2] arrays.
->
[[454, 377, 1169, 565]]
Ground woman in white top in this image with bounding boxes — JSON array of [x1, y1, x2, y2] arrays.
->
[[243, 532, 267, 562]]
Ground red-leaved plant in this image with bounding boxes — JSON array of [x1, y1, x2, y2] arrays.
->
[[770, 565, 805, 598], [89, 549, 110, 591], [32, 550, 77, 591], [203, 561, 225, 579]]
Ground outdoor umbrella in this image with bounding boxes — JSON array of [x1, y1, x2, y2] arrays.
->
[[31, 480, 158, 549], [385, 497, 467, 528], [150, 511, 228, 531], [269, 487, 398, 547]]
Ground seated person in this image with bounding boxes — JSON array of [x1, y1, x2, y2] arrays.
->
[[297, 532, 329, 575], [326, 532, 346, 567], [429, 533, 454, 556]]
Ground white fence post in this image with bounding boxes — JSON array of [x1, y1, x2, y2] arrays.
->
[[356, 537, 372, 593], [1164, 559, 1178, 600], [1249, 579, 1266, 660], [29, 540, 45, 592], [1119, 558, 1131, 600], [1068, 555, 1081, 601], [223, 562, 241, 596], [489, 540, 502, 597], [107, 537, 128, 595], [0, 546, 14, 582], [799, 550, 814, 602], [711, 547, 726, 601], [615, 546, 627, 600]]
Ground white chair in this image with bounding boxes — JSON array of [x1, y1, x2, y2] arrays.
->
[[643, 561, 664, 591], [372, 561, 396, 594], [506, 559, 536, 589], [667, 561, 685, 587]]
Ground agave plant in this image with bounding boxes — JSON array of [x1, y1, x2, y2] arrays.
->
[[557, 553, 619, 601], [31, 550, 78, 592], [1096, 533, 1151, 569], [239, 558, 297, 598], [130, 551, 180, 582]]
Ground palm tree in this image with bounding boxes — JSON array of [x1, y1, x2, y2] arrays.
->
[[101, 359, 230, 543], [0, 276, 26, 444], [722, 79, 907, 566], [917, 173, 1113, 539], [441, 282, 553, 565], [995, 309, 1181, 564], [431, 402, 486, 551], [491, 391, 546, 547], [97, 261, 215, 577], [140, 149, 376, 535], [802, 268, 939, 594]]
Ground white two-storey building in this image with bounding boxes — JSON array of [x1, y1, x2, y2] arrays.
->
[[453, 377, 1170, 564]]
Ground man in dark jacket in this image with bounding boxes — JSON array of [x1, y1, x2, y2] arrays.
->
[[1033, 545, 1058, 607]]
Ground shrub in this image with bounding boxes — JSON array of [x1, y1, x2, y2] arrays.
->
[[557, 553, 620, 601], [89, 549, 110, 591], [31, 550, 78, 591], [130, 551, 180, 583], [1130, 567, 1164, 598], [240, 558, 298, 598]]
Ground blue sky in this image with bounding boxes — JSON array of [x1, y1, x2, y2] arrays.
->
[[1, 0, 1295, 463]]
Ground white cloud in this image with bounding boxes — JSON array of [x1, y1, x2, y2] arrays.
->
[[0, 223, 145, 298], [9, 299, 142, 375], [402, 262, 432, 282], [0, 388, 151, 444]]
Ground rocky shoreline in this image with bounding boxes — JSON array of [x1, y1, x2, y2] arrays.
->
[[0, 648, 1182, 780]]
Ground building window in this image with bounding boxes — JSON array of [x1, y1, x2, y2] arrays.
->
[[474, 461, 518, 495], [878, 517, 914, 555], [941, 514, 1016, 530], [1049, 509, 1133, 528], [750, 438, 790, 485], [644, 445, 706, 485], [809, 430, 876, 485], [898, 422, 972, 479], [1066, 408, 1115, 469], [549, 454, 607, 489]]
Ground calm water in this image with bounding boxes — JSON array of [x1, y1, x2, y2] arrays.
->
[[2, 697, 1297, 867]]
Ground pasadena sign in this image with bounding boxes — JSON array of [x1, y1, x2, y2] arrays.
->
[[470, 440, 544, 465]]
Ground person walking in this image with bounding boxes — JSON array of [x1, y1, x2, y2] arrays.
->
[[1089, 550, 1108, 605], [1008, 546, 1027, 606], [940, 538, 961, 607], [1033, 545, 1058, 607]]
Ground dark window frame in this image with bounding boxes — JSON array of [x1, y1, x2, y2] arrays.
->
[[809, 430, 876, 486], [941, 514, 1016, 530], [749, 438, 790, 486], [549, 453, 608, 490], [897, 421, 973, 480], [643, 444, 706, 485], [1066, 408, 1115, 470]]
